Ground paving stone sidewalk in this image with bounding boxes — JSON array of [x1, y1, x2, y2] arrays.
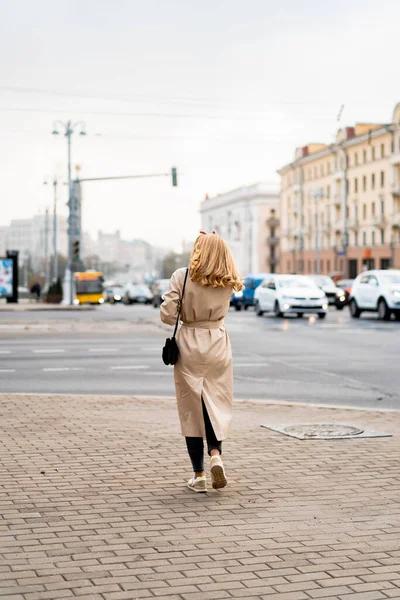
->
[[1, 393, 400, 600]]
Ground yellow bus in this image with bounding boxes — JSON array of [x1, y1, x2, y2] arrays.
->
[[74, 271, 105, 305]]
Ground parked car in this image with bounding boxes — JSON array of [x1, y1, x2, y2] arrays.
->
[[335, 279, 354, 305], [349, 270, 400, 320], [123, 283, 152, 305], [230, 290, 244, 311], [254, 274, 328, 319], [239, 273, 272, 310], [104, 285, 124, 304], [309, 275, 347, 310], [152, 279, 170, 308]]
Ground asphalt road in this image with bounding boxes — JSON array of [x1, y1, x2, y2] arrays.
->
[[0, 303, 399, 409]]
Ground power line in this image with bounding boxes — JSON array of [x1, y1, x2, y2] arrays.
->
[[0, 84, 337, 109], [0, 105, 339, 123]]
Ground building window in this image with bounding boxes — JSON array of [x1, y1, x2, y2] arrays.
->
[[354, 231, 359, 247], [327, 259, 330, 273], [372, 202, 375, 216], [347, 179, 350, 194], [327, 185, 330, 199], [355, 152, 358, 166], [354, 178, 358, 193], [371, 173, 375, 190], [314, 167, 317, 178], [363, 175, 367, 191], [380, 171, 385, 187], [381, 143, 385, 158], [327, 161, 331, 174], [372, 146, 375, 160], [363, 149, 367, 163], [363, 204, 367, 220], [320, 165, 324, 177], [363, 231, 367, 246], [381, 229, 385, 245], [372, 230, 375, 245], [381, 199, 385, 214]]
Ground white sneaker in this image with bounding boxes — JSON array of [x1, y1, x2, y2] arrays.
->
[[187, 475, 207, 493], [210, 456, 227, 489]]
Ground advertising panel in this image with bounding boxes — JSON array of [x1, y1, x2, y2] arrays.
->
[[0, 258, 14, 298]]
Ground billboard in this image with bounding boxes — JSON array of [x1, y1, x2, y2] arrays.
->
[[0, 258, 14, 298]]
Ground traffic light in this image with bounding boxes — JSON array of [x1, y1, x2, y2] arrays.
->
[[72, 239, 80, 261], [171, 166, 178, 187]]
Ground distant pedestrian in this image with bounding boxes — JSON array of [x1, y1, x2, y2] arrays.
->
[[160, 232, 243, 493], [30, 282, 41, 301]]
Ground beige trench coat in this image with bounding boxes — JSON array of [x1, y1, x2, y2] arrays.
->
[[160, 268, 233, 440]]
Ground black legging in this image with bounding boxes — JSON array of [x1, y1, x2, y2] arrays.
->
[[185, 399, 222, 472]]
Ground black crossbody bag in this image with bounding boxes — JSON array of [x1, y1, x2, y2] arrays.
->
[[162, 268, 189, 366]]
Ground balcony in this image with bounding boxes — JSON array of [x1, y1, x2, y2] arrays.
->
[[372, 215, 386, 228], [334, 170, 345, 181], [322, 223, 332, 234], [347, 218, 360, 231], [392, 213, 400, 229], [267, 235, 280, 246], [391, 184, 400, 196], [334, 193, 342, 207], [334, 220, 344, 233]]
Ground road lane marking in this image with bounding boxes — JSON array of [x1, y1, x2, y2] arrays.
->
[[42, 367, 85, 372], [110, 365, 149, 370], [234, 363, 268, 367], [88, 348, 118, 352], [34, 349, 65, 354], [0, 369, 16, 373], [0, 350, 11, 354]]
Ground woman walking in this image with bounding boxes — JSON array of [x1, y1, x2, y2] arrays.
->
[[160, 232, 243, 492]]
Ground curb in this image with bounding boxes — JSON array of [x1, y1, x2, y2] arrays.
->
[[2, 393, 399, 413]]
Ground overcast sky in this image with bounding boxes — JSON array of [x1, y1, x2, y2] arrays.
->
[[1, 0, 399, 249]]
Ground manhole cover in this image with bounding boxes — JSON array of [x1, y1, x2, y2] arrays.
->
[[282, 424, 364, 439]]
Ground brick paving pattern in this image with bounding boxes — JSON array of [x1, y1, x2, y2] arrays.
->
[[1, 393, 400, 599]]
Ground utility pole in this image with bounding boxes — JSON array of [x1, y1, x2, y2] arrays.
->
[[311, 188, 323, 274], [44, 208, 50, 289], [52, 178, 58, 282], [52, 120, 86, 304]]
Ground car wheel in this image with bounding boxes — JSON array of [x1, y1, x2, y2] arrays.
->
[[350, 299, 361, 318], [296, 313, 303, 318], [255, 301, 264, 317], [274, 301, 283, 318], [395, 311, 400, 321], [235, 304, 242, 311], [318, 312, 326, 319], [378, 298, 391, 321]]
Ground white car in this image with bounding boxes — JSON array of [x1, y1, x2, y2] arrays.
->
[[349, 269, 400, 321], [254, 274, 329, 319]]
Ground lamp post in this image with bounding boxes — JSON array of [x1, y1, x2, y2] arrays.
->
[[52, 121, 86, 304]]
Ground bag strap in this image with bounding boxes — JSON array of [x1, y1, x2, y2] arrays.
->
[[173, 268, 189, 338]]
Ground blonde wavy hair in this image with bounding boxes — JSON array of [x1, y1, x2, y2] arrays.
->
[[189, 232, 244, 291]]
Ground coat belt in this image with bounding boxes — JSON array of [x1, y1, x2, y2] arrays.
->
[[182, 320, 225, 330]]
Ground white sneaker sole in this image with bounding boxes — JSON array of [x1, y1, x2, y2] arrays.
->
[[211, 464, 227, 489], [187, 483, 207, 493]]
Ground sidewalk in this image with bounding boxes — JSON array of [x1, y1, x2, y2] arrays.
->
[[0, 302, 94, 312], [1, 393, 399, 600]]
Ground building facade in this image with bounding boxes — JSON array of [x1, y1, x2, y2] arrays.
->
[[278, 103, 400, 278], [200, 183, 280, 275], [0, 214, 68, 272]]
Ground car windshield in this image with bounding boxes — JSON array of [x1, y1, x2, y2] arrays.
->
[[382, 273, 400, 285], [311, 275, 333, 286], [278, 276, 316, 289], [135, 285, 149, 293]]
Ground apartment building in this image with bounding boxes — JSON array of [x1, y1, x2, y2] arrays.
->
[[200, 183, 280, 275], [278, 102, 400, 278]]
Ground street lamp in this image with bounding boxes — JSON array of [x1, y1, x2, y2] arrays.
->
[[52, 120, 86, 305]]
